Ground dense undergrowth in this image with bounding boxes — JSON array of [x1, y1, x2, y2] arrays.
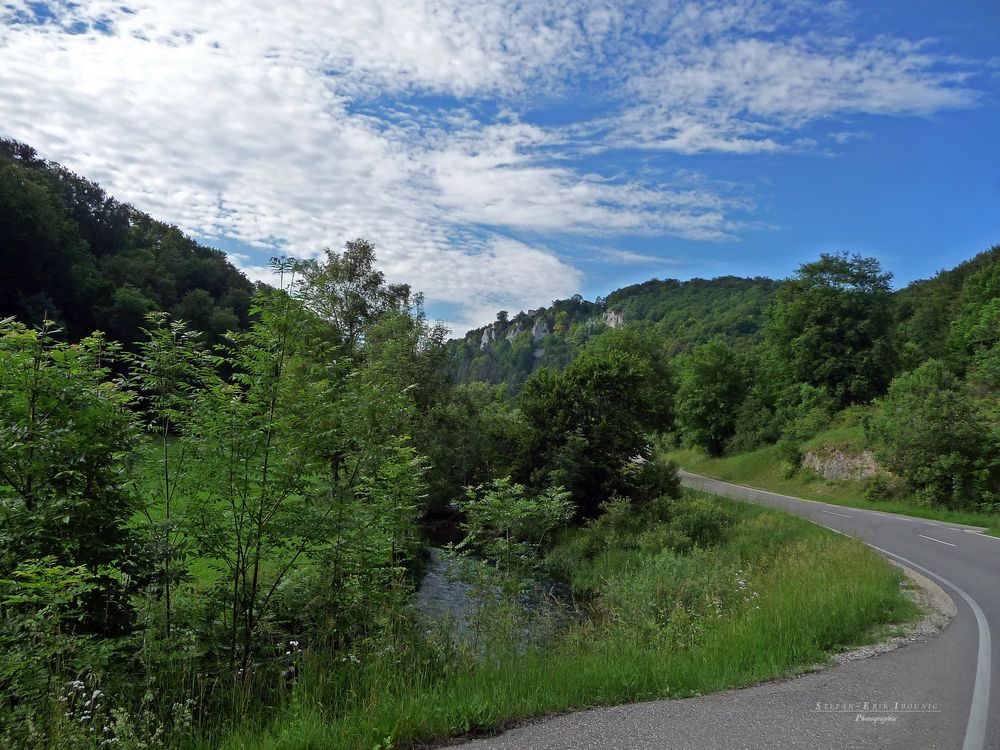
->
[[206, 490, 916, 750]]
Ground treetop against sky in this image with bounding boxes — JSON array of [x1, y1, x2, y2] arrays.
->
[[2, 0, 998, 332]]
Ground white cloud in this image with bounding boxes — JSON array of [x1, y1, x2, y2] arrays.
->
[[613, 11, 978, 153], [827, 130, 870, 145], [417, 236, 583, 332], [0, 1, 983, 331], [599, 249, 681, 265]]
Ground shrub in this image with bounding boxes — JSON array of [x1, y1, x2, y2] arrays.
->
[[777, 437, 802, 477], [637, 525, 694, 555], [623, 458, 682, 505], [868, 360, 996, 509], [864, 473, 899, 502], [667, 497, 732, 548]]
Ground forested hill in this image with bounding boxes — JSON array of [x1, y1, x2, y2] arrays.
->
[[447, 275, 780, 388], [447, 245, 1000, 391], [896, 243, 1000, 362], [0, 139, 255, 344]]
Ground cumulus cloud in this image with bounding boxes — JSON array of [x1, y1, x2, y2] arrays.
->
[[0, 0, 983, 331]]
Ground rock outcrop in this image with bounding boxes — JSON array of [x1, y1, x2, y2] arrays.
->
[[801, 447, 879, 481], [479, 324, 496, 350], [602, 309, 625, 329]]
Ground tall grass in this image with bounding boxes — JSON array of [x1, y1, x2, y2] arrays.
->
[[207, 491, 916, 750]]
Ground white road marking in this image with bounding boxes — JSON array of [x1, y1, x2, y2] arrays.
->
[[680, 472, 992, 750], [867, 544, 992, 750], [962, 529, 1000, 541], [918, 533, 958, 547], [822, 510, 852, 518]]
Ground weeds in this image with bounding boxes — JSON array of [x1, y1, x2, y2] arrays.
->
[[208, 490, 916, 750]]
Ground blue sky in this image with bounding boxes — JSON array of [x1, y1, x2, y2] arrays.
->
[[2, 1, 998, 332]]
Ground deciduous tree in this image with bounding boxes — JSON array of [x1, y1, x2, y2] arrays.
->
[[765, 252, 896, 405]]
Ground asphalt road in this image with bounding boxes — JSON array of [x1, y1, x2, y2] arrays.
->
[[454, 470, 997, 750]]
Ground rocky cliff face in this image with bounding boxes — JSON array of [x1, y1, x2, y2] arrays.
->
[[602, 309, 625, 329], [801, 447, 879, 481], [479, 324, 496, 349], [532, 318, 550, 341]]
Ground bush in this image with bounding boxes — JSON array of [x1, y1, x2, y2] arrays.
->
[[867, 361, 996, 509], [667, 497, 732, 548], [864, 473, 899, 502], [546, 493, 734, 591], [634, 525, 689, 555], [777, 437, 802, 477], [779, 383, 836, 441], [623, 458, 682, 505]]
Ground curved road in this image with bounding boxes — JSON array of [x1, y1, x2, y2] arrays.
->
[[455, 470, 997, 750]]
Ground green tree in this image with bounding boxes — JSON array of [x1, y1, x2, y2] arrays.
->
[[765, 252, 896, 405], [582, 326, 676, 432], [519, 349, 654, 516], [949, 263, 1000, 392], [0, 319, 141, 633], [98, 284, 156, 345], [675, 338, 746, 457], [125, 313, 218, 639], [455, 478, 572, 580], [184, 278, 333, 672], [171, 288, 216, 333], [867, 360, 996, 509], [1, 138, 255, 344], [184, 256, 428, 673], [415, 382, 523, 517], [451, 478, 572, 647], [293, 239, 412, 351]]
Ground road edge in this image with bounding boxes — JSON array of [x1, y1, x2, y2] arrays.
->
[[681, 470, 993, 750], [826, 558, 956, 667]]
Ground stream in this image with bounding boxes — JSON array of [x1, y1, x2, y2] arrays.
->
[[412, 548, 577, 646]]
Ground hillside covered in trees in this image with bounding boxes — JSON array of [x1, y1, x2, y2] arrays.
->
[[448, 246, 1000, 396], [447, 244, 1000, 514], [0, 139, 255, 345], [448, 276, 779, 389]]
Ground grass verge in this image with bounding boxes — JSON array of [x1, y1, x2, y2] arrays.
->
[[666, 446, 1000, 535], [208, 490, 918, 749]]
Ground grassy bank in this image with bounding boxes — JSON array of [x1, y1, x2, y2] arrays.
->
[[210, 490, 917, 749], [667, 446, 1000, 535]]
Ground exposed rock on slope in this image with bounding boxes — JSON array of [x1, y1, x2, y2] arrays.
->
[[802, 447, 880, 481]]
